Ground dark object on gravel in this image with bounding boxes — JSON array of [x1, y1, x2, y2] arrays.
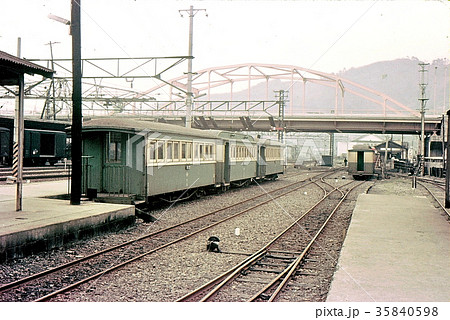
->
[[206, 236, 221, 253]]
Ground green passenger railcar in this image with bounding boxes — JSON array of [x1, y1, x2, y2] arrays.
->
[[81, 118, 285, 203], [82, 118, 220, 201]]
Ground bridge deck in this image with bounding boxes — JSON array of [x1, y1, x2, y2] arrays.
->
[[157, 115, 441, 134]]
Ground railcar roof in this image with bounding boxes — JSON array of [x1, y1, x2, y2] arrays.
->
[[209, 130, 255, 142], [82, 118, 219, 139], [208, 130, 283, 146], [256, 137, 284, 146], [349, 144, 375, 151]]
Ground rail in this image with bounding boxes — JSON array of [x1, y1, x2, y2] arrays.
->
[[416, 180, 450, 219], [0, 169, 337, 302], [176, 178, 366, 302]]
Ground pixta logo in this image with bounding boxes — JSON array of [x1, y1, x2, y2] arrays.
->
[[125, 129, 170, 175], [293, 139, 324, 166]]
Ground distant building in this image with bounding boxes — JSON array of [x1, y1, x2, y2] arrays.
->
[[337, 134, 384, 157], [374, 140, 407, 160]]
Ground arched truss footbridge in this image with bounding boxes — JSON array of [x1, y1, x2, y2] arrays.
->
[[0, 60, 441, 133], [142, 63, 421, 118]]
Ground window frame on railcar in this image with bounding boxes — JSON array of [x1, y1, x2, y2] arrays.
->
[[146, 138, 216, 166]]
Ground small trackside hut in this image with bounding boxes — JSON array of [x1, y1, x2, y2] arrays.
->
[[348, 145, 376, 180]]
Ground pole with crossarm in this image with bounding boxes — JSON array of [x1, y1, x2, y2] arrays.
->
[[179, 5, 207, 128]]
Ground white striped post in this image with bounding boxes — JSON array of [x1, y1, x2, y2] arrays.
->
[[14, 73, 25, 211]]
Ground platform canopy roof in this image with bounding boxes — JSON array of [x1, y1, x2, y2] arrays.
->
[[0, 50, 54, 86]]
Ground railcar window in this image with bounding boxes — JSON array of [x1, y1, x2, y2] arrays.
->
[[157, 141, 164, 161], [266, 147, 280, 161], [148, 141, 156, 161], [187, 142, 192, 160], [107, 132, 122, 162], [205, 145, 211, 160], [166, 142, 173, 161], [181, 142, 186, 159], [173, 141, 179, 161], [266, 147, 281, 160], [209, 144, 214, 160], [199, 144, 204, 160], [191, 143, 215, 161], [194, 143, 199, 160]]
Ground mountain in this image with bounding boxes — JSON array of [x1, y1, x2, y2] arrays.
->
[[337, 57, 449, 115]]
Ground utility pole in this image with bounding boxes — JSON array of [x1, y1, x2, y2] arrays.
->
[[274, 90, 287, 143], [383, 136, 389, 179], [70, 0, 82, 205], [179, 5, 207, 128], [45, 41, 60, 120], [418, 63, 429, 176]]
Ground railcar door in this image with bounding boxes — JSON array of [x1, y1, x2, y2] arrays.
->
[[257, 145, 266, 178], [40, 133, 56, 156], [357, 151, 365, 171], [224, 142, 231, 184], [82, 133, 103, 194]]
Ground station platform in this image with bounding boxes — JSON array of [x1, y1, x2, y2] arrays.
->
[[327, 193, 450, 302], [0, 180, 135, 262]]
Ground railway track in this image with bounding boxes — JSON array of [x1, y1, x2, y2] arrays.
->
[[0, 166, 70, 182], [416, 178, 450, 219], [0, 169, 338, 302], [394, 173, 449, 219], [176, 177, 369, 302]]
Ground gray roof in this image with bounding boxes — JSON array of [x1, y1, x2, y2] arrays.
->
[[82, 117, 220, 139]]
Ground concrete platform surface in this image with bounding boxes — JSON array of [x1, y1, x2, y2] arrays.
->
[[0, 180, 69, 201], [327, 194, 450, 302], [0, 181, 135, 262]]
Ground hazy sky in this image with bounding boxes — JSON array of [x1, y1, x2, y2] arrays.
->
[[0, 0, 448, 74]]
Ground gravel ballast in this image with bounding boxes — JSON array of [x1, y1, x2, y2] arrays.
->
[[0, 171, 443, 302]]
